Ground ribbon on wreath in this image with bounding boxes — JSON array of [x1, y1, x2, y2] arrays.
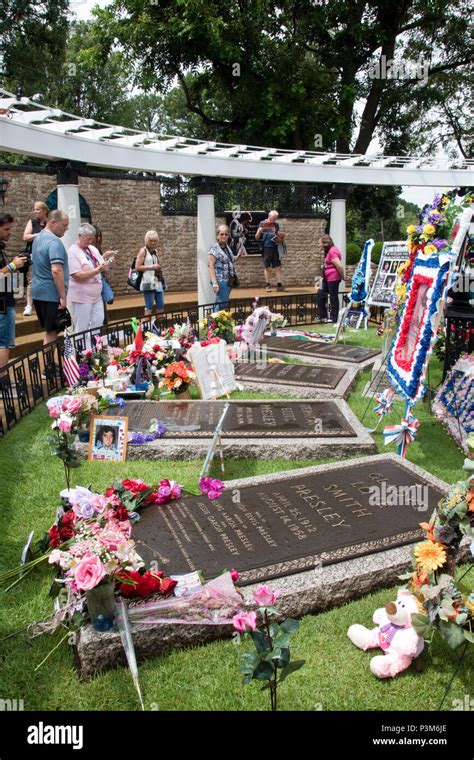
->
[[383, 414, 420, 458], [373, 388, 395, 417]]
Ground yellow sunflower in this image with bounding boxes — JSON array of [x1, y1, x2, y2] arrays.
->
[[414, 540, 447, 573], [423, 224, 436, 235], [424, 244, 437, 255], [406, 225, 417, 234]]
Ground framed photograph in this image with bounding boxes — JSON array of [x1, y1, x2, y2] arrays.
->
[[367, 241, 409, 307], [386, 253, 452, 401], [88, 414, 128, 462]]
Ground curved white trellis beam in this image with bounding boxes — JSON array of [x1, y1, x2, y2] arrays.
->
[[1, 92, 473, 187]]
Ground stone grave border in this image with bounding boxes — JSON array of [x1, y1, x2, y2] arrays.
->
[[234, 362, 359, 399], [75, 399, 376, 460], [75, 453, 450, 679]]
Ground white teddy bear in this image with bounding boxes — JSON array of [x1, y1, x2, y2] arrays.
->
[[347, 589, 424, 678]]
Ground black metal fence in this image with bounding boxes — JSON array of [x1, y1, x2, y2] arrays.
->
[[0, 292, 333, 435]]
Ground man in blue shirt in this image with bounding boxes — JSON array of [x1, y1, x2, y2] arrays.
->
[[32, 209, 69, 345], [255, 209, 286, 292]]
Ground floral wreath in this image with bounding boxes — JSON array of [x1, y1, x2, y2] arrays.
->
[[404, 435, 474, 650]]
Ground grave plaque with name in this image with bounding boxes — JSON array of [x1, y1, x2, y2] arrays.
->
[[109, 400, 358, 438], [133, 458, 445, 584], [234, 362, 347, 389], [263, 336, 380, 363]]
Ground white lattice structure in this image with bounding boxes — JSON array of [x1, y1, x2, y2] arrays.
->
[[1, 91, 472, 186]]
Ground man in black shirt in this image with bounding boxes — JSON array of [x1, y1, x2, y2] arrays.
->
[[0, 214, 27, 372]]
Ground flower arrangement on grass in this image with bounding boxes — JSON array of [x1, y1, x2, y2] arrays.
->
[[269, 312, 288, 329], [46, 396, 83, 491], [200, 310, 236, 344], [402, 438, 474, 650], [159, 361, 195, 395], [233, 584, 304, 711]]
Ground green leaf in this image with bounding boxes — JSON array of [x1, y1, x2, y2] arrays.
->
[[263, 648, 282, 662], [280, 618, 299, 634], [251, 629, 269, 654], [276, 647, 291, 669], [272, 632, 290, 650], [463, 630, 474, 644], [439, 621, 467, 649], [239, 652, 259, 674], [278, 659, 305, 683], [411, 613, 434, 640], [253, 661, 274, 681], [242, 673, 253, 685]]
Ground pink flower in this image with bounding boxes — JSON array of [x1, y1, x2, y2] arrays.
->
[[199, 477, 225, 500], [74, 555, 106, 591], [61, 397, 82, 414], [57, 414, 74, 433], [82, 348, 93, 357], [232, 611, 257, 633], [230, 569, 240, 582], [48, 404, 62, 419], [253, 585, 281, 608]]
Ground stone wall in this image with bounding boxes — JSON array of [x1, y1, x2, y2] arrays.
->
[[3, 168, 328, 295]]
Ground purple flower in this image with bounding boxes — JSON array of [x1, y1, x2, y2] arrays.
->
[[199, 477, 225, 500], [416, 225, 423, 234], [428, 211, 444, 224], [433, 238, 448, 250]]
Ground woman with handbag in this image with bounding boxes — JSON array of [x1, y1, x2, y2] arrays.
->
[[208, 225, 240, 311], [135, 230, 165, 318], [67, 223, 114, 336], [316, 234, 345, 323]]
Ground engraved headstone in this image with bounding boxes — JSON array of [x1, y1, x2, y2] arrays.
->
[[133, 457, 445, 585], [234, 362, 347, 389], [263, 336, 380, 363], [108, 399, 358, 438]]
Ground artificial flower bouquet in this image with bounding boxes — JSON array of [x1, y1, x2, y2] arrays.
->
[[159, 360, 195, 395], [200, 310, 236, 344], [403, 438, 474, 650], [269, 312, 288, 329]]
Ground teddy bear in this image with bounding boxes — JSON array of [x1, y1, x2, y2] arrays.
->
[[347, 589, 424, 678]]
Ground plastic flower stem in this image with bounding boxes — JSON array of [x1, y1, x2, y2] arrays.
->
[[2, 567, 34, 593], [437, 641, 469, 711], [263, 609, 277, 712], [34, 630, 70, 672]]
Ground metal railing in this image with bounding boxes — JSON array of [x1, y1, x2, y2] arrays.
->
[[0, 291, 368, 435]]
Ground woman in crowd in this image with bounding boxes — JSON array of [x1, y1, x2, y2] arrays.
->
[[22, 201, 49, 316], [208, 224, 239, 311], [316, 234, 345, 323], [67, 223, 112, 334], [135, 230, 165, 318]]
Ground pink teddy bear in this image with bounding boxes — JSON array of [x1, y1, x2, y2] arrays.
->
[[347, 589, 424, 678]]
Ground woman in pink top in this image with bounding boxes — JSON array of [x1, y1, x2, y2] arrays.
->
[[67, 223, 113, 336], [316, 234, 345, 323]]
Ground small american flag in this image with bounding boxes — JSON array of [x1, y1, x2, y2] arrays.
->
[[62, 335, 80, 387]]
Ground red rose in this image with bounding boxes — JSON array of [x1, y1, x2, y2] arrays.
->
[[105, 487, 115, 498], [160, 577, 178, 596], [48, 525, 61, 548], [142, 491, 158, 506], [61, 510, 76, 526], [117, 569, 141, 597], [115, 505, 130, 522], [59, 525, 74, 541], [168, 327, 174, 334], [137, 572, 162, 598], [122, 479, 149, 494]]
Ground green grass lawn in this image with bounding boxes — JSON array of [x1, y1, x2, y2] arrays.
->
[[0, 325, 471, 711]]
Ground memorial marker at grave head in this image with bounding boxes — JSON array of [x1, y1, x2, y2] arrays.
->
[[132, 455, 447, 585], [263, 336, 380, 364]]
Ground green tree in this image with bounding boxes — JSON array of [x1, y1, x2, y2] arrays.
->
[[94, 0, 472, 156]]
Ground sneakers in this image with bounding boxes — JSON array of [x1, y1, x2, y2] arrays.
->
[[23, 305, 33, 316], [276, 284, 286, 291], [265, 284, 272, 292]]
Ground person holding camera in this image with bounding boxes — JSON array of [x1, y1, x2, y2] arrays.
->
[[208, 224, 240, 311], [0, 213, 27, 373], [254, 210, 286, 292], [135, 230, 166, 318], [32, 209, 69, 346], [67, 223, 114, 336], [21, 201, 49, 316]]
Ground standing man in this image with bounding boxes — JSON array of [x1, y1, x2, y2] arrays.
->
[[255, 209, 286, 292], [0, 213, 27, 373], [32, 209, 69, 346]]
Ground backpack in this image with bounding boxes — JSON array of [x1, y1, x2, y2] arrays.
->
[[127, 255, 143, 291]]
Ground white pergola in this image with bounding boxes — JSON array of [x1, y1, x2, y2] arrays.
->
[[1, 91, 472, 303]]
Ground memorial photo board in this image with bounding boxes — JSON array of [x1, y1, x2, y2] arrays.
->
[[368, 241, 409, 307], [133, 456, 447, 584]]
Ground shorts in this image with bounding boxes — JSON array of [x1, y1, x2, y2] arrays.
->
[[33, 299, 60, 333], [0, 306, 16, 349], [262, 247, 280, 268], [143, 289, 165, 312]]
